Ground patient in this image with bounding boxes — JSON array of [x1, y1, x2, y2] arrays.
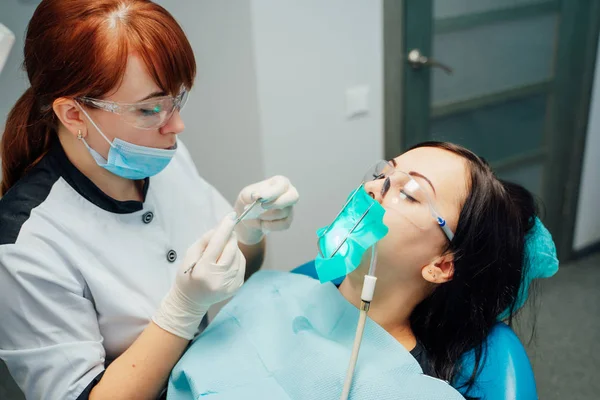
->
[[167, 142, 557, 400]]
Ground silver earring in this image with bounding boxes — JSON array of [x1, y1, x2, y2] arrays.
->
[[77, 130, 83, 140]]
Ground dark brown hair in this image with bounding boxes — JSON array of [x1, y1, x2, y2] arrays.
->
[[408, 142, 537, 396]]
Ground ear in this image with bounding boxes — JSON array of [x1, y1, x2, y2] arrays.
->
[[421, 254, 455, 284], [52, 98, 87, 139]]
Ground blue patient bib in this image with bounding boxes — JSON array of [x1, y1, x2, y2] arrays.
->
[[168, 271, 464, 400]]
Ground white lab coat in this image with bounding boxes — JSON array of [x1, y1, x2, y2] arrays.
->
[[0, 140, 232, 400]]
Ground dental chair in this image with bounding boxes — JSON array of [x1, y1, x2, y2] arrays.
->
[[292, 260, 538, 400]]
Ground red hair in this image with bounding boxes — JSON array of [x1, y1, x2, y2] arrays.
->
[[1, 0, 196, 195]]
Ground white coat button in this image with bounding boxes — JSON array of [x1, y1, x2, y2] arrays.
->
[[142, 211, 154, 224], [166, 250, 177, 263]]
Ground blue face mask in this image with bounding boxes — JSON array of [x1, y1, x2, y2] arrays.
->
[[78, 105, 177, 180], [315, 185, 389, 283]]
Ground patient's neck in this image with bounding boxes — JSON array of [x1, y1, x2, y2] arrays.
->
[[338, 271, 422, 351]]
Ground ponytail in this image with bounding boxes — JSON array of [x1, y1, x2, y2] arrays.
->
[[1, 88, 55, 195]]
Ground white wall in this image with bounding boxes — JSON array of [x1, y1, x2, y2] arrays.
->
[[574, 34, 600, 251], [250, 0, 384, 270], [0, 1, 38, 127], [155, 0, 265, 203]]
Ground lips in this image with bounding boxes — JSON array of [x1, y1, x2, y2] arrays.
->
[[165, 141, 178, 150], [163, 135, 178, 150]]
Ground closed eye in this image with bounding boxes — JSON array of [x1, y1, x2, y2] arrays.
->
[[400, 190, 418, 203]]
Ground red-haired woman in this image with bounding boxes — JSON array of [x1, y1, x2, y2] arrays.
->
[[0, 1, 299, 399]]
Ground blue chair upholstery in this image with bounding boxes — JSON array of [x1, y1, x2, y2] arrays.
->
[[291, 260, 538, 400]]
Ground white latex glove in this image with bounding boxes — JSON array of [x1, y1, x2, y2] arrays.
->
[[153, 213, 246, 339], [234, 176, 300, 245]]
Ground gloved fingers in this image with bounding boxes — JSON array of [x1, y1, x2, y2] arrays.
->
[[237, 182, 263, 205], [260, 209, 294, 232], [237, 217, 262, 231], [261, 218, 293, 233], [202, 212, 237, 263], [256, 207, 291, 222], [237, 201, 265, 221], [214, 233, 239, 267], [255, 176, 290, 203], [184, 229, 215, 267], [211, 249, 246, 290], [261, 184, 299, 210], [238, 176, 289, 205], [222, 248, 245, 278]]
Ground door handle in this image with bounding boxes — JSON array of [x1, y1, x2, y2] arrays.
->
[[407, 49, 453, 75]]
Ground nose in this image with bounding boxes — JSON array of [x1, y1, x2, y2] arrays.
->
[[160, 110, 185, 135], [364, 179, 384, 203]]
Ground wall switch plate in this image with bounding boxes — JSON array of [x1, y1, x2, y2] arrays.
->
[[346, 85, 370, 119]]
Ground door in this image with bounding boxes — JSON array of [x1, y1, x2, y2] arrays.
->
[[384, 0, 600, 259]]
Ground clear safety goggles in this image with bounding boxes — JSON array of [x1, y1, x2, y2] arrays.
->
[[77, 88, 189, 130], [316, 160, 455, 259], [363, 160, 454, 241]]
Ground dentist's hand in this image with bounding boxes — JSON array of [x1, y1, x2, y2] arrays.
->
[[234, 176, 300, 245], [153, 213, 246, 339]]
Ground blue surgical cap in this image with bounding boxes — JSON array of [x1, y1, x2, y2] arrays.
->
[[498, 217, 559, 320]]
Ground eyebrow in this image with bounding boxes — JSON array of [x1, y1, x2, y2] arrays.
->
[[136, 91, 166, 102]]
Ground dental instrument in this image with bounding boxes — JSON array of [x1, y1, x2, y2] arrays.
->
[[184, 198, 262, 274]]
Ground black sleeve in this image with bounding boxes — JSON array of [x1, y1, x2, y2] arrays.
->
[[410, 342, 438, 378], [76, 371, 104, 400], [75, 370, 169, 399]]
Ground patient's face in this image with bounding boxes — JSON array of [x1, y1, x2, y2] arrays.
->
[[362, 147, 468, 283]]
